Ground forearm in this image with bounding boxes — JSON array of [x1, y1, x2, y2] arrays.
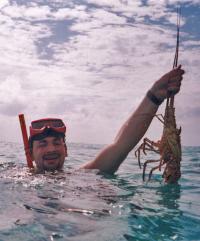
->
[[114, 94, 159, 153], [81, 94, 159, 173]]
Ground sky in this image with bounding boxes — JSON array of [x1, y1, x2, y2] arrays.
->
[[0, 0, 199, 146]]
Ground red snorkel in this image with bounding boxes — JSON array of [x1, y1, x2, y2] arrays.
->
[[18, 114, 34, 169]]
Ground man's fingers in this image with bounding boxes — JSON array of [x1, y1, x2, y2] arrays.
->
[[176, 67, 185, 76], [152, 66, 184, 100], [167, 75, 182, 95], [167, 85, 181, 95], [169, 66, 185, 78], [168, 76, 183, 84], [177, 64, 182, 69]]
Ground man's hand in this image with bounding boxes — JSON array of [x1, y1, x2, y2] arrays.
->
[[150, 65, 185, 103]]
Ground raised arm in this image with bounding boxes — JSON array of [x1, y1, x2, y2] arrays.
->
[[81, 66, 185, 174]]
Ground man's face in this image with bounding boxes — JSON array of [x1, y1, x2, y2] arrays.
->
[[31, 136, 67, 172]]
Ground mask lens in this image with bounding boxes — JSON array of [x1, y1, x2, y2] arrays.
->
[[32, 119, 64, 129]]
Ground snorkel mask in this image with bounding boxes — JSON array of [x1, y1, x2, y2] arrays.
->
[[30, 118, 66, 138]]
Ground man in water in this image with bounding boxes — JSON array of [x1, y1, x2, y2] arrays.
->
[[29, 66, 185, 180]]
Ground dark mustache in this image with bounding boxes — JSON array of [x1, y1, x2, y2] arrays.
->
[[43, 152, 60, 160]]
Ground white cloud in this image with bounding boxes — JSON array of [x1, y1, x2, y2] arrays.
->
[[0, 0, 199, 146], [54, 6, 88, 20], [147, 0, 200, 6], [0, 0, 9, 8], [2, 4, 51, 20]]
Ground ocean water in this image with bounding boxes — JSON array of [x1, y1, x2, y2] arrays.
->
[[0, 141, 200, 241]]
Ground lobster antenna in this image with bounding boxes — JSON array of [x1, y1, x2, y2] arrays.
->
[[170, 6, 181, 107], [173, 7, 181, 69]]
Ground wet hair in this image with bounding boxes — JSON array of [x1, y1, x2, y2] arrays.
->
[[29, 128, 66, 150]]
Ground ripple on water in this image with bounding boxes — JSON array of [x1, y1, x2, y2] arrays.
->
[[0, 145, 200, 240]]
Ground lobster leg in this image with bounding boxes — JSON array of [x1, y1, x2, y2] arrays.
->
[[135, 138, 159, 157], [135, 139, 159, 169], [148, 160, 166, 181], [143, 159, 160, 181], [155, 114, 165, 124], [135, 143, 144, 169]]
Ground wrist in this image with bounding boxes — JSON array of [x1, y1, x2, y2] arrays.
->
[[146, 90, 164, 106]]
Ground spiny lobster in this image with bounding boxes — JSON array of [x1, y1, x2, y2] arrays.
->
[[135, 8, 182, 183]]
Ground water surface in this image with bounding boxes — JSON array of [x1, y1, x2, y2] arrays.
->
[[0, 142, 200, 241]]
